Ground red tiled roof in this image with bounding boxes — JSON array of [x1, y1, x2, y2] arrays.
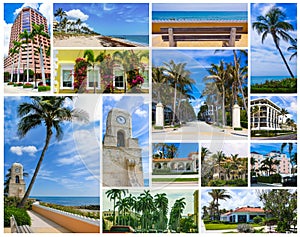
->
[[153, 158, 193, 162], [234, 207, 264, 213]]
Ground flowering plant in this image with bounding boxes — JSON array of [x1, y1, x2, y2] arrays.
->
[[127, 68, 144, 87], [73, 58, 88, 93]]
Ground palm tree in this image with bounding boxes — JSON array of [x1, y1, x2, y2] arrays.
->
[[152, 66, 168, 103], [9, 47, 18, 82], [252, 6, 295, 78], [169, 197, 186, 232], [261, 157, 280, 176], [76, 18, 82, 33], [154, 193, 168, 230], [205, 61, 231, 127], [124, 194, 137, 227], [287, 38, 297, 61], [83, 50, 106, 93], [17, 97, 89, 208], [208, 189, 231, 220], [163, 60, 192, 126], [13, 41, 22, 83], [280, 108, 289, 126], [105, 189, 127, 225], [61, 17, 68, 33], [116, 198, 130, 225], [251, 105, 260, 129], [166, 144, 178, 158], [19, 30, 34, 83], [201, 147, 211, 163], [31, 23, 50, 85], [136, 190, 154, 231], [54, 8, 67, 31], [281, 143, 295, 175], [213, 151, 226, 179]]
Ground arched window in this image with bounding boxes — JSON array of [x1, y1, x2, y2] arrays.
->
[[117, 131, 125, 147], [15, 175, 20, 184]]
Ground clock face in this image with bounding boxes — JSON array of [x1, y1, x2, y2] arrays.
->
[[15, 168, 20, 173], [116, 116, 126, 124]]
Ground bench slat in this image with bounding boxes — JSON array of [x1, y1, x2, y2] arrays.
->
[[160, 27, 243, 34], [162, 34, 242, 41]]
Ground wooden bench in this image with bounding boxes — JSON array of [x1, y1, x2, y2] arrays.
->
[[160, 27, 243, 47], [10, 215, 33, 233]]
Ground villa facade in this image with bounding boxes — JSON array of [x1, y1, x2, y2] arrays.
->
[[152, 152, 198, 173], [251, 151, 291, 176], [220, 207, 265, 223], [4, 7, 51, 81], [53, 49, 149, 93], [250, 98, 281, 130]]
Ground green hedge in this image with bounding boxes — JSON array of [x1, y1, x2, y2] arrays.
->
[[251, 87, 297, 93], [7, 82, 14, 85], [38, 85, 51, 92], [4, 206, 31, 227], [257, 174, 282, 183], [14, 83, 23, 87], [251, 130, 295, 137], [23, 83, 34, 88], [208, 179, 247, 187]]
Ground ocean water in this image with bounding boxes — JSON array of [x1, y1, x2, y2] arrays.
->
[[251, 76, 290, 85], [110, 35, 149, 46], [152, 11, 247, 21], [31, 196, 100, 206]]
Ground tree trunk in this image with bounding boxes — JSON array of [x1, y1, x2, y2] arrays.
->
[[172, 80, 177, 126], [18, 127, 52, 208], [17, 53, 21, 83], [273, 38, 295, 78], [26, 43, 29, 82], [10, 60, 15, 82]]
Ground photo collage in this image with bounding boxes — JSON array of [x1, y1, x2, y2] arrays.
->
[[2, 1, 298, 235]]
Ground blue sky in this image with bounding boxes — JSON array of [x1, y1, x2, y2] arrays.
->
[[153, 3, 247, 12], [251, 3, 297, 77], [53, 3, 149, 35], [251, 143, 297, 158], [152, 143, 199, 158], [103, 189, 196, 216], [251, 96, 297, 123], [4, 96, 100, 197], [102, 96, 149, 181], [152, 49, 248, 115], [4, 3, 51, 57], [202, 142, 248, 157]]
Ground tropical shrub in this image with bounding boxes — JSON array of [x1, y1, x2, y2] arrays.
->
[[257, 174, 282, 183], [74, 57, 88, 93], [7, 81, 14, 85], [23, 83, 34, 88], [237, 224, 254, 233], [4, 206, 31, 227], [38, 85, 51, 92], [253, 215, 263, 224], [14, 82, 23, 87]]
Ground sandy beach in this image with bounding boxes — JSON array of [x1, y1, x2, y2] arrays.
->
[[152, 20, 248, 47], [54, 35, 145, 47]]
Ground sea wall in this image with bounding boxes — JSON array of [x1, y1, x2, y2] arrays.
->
[[152, 21, 248, 34], [32, 203, 100, 233]]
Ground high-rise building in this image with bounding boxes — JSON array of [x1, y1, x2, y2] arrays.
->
[[4, 7, 51, 82]]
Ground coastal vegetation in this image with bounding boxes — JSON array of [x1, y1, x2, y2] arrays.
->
[[104, 189, 197, 233], [251, 77, 297, 93], [201, 148, 248, 187]]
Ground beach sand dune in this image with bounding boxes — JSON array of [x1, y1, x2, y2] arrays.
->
[[54, 35, 144, 47]]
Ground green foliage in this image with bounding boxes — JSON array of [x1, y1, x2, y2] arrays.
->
[[234, 127, 243, 131], [14, 82, 23, 87], [251, 78, 297, 93], [38, 85, 51, 92], [251, 130, 295, 137], [257, 174, 282, 184], [7, 81, 14, 85], [237, 223, 254, 233], [253, 215, 263, 224], [23, 83, 34, 88], [276, 221, 289, 233], [4, 197, 34, 210], [208, 179, 247, 187], [208, 179, 226, 186], [4, 206, 31, 227], [40, 202, 100, 219], [153, 126, 164, 130]]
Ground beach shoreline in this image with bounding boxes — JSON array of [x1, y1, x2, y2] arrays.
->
[[54, 34, 147, 47]]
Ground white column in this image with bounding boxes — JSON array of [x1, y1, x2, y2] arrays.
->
[[232, 104, 241, 128], [155, 102, 164, 128], [266, 106, 269, 128]]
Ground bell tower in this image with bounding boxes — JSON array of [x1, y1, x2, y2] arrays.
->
[[103, 108, 144, 187], [8, 163, 26, 198]]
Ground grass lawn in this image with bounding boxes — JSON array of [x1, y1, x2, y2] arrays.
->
[[205, 223, 262, 230], [152, 178, 198, 182]]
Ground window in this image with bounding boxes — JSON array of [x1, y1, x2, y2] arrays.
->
[[114, 68, 124, 89], [117, 131, 125, 147], [87, 69, 100, 89], [60, 64, 74, 89], [15, 176, 20, 184]]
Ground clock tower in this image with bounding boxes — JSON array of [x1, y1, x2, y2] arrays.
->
[[103, 108, 144, 187], [8, 163, 26, 198]]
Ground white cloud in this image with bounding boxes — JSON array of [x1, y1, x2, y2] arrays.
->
[[13, 3, 39, 16], [56, 155, 82, 166], [10, 146, 38, 156], [66, 9, 89, 21], [202, 142, 248, 157], [3, 21, 12, 57], [39, 2, 52, 27], [134, 108, 147, 117]]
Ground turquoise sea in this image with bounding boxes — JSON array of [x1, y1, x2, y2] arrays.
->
[[31, 196, 100, 206], [110, 35, 149, 46], [251, 76, 290, 85], [152, 11, 247, 21]]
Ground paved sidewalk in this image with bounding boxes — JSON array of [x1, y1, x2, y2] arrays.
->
[[28, 210, 71, 233]]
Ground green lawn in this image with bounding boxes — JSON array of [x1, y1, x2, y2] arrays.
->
[[152, 178, 198, 182], [205, 223, 262, 230]]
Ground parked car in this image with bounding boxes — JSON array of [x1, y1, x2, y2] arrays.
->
[[282, 176, 297, 187], [109, 225, 135, 233]]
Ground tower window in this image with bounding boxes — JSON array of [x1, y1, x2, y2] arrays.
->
[[15, 175, 20, 184], [117, 131, 125, 147]]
